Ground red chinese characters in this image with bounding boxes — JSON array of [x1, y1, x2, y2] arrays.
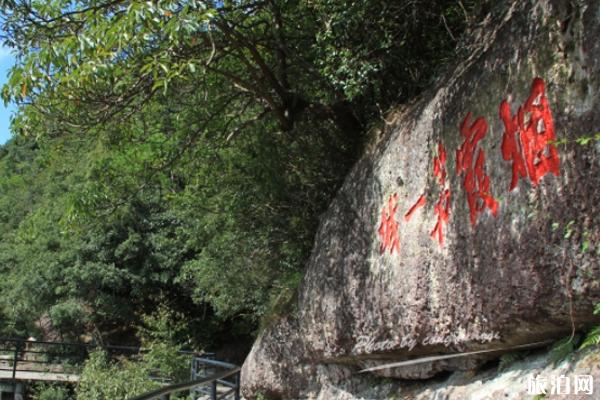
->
[[431, 189, 450, 245], [404, 194, 425, 222], [401, 143, 451, 247], [430, 143, 451, 245], [433, 142, 447, 185], [376, 77, 560, 256], [378, 193, 400, 254], [456, 113, 499, 226], [499, 77, 560, 190]]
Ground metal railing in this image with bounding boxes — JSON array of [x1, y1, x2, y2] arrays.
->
[[131, 356, 241, 400], [0, 337, 141, 381], [0, 337, 241, 400]]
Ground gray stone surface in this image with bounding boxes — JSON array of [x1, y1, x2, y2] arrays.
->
[[315, 347, 600, 400], [242, 1, 600, 398]]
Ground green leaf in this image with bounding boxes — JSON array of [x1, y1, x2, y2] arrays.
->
[[580, 325, 600, 350], [549, 337, 575, 365]]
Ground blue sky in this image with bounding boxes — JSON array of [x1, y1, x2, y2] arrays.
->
[[0, 46, 16, 145]]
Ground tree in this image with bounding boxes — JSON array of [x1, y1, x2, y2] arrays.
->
[[0, 0, 480, 347], [0, 0, 475, 151]]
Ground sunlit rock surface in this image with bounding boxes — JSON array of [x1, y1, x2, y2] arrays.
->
[[242, 1, 600, 398], [316, 347, 600, 400]]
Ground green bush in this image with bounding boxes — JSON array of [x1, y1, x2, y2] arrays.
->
[[75, 312, 192, 400], [580, 304, 600, 350], [75, 350, 158, 400], [137, 306, 191, 383], [31, 383, 72, 400], [48, 300, 89, 339]]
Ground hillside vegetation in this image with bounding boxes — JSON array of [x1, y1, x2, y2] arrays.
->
[[0, 0, 481, 352]]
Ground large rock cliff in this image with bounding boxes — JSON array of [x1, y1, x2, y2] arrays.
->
[[242, 0, 600, 398]]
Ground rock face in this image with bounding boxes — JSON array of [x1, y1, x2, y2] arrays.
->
[[316, 347, 600, 400], [242, 1, 600, 398]]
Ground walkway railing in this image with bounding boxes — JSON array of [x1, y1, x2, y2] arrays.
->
[[0, 337, 140, 381], [0, 337, 241, 399], [131, 356, 241, 400]]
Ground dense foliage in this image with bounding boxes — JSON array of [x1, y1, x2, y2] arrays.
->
[[0, 0, 481, 351]]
